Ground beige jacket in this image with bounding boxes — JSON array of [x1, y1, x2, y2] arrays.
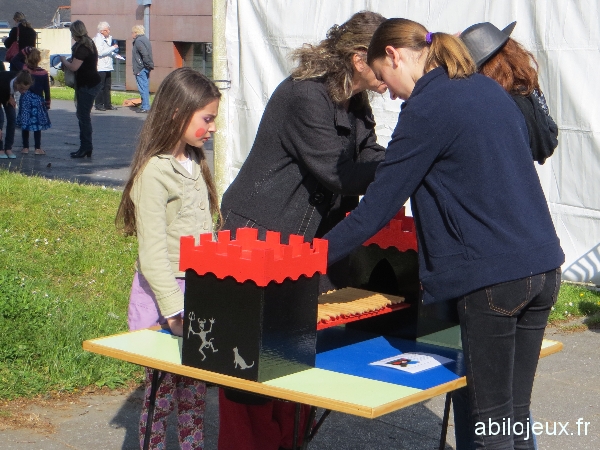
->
[[131, 153, 213, 317]]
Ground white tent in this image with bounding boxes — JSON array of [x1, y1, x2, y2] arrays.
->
[[214, 0, 600, 284]]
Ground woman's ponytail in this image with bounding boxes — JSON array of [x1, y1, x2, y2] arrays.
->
[[368, 19, 476, 79], [424, 32, 476, 78]]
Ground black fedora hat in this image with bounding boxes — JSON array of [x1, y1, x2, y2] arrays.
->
[[460, 21, 517, 68]]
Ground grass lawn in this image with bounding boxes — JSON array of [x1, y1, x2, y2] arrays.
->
[[0, 170, 599, 400], [51, 86, 155, 106], [0, 170, 142, 400]]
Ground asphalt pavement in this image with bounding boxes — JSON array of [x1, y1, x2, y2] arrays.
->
[[0, 101, 598, 449], [0, 99, 214, 187]]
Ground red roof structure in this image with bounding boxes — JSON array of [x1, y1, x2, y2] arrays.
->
[[362, 207, 418, 251], [180, 228, 327, 286]]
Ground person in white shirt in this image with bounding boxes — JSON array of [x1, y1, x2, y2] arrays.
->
[[93, 22, 121, 111]]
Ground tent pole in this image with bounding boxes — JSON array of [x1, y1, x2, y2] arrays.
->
[[212, 0, 229, 201]]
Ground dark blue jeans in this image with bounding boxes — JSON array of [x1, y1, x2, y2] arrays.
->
[[75, 82, 102, 152], [0, 102, 16, 150], [453, 389, 538, 450], [455, 268, 561, 450]]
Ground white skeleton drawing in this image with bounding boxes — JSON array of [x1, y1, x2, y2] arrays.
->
[[233, 347, 255, 370], [187, 312, 218, 361]]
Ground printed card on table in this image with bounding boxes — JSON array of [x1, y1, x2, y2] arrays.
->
[[369, 352, 454, 374]]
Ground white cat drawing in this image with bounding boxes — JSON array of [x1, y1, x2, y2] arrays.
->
[[233, 347, 255, 369]]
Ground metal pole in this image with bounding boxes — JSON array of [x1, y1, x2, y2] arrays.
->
[[212, 0, 229, 200], [144, 5, 150, 38]]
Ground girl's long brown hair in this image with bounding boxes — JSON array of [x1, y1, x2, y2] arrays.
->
[[479, 38, 539, 96], [367, 18, 475, 79], [290, 11, 386, 105], [116, 68, 222, 236]]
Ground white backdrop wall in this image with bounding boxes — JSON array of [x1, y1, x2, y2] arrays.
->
[[221, 0, 600, 283]]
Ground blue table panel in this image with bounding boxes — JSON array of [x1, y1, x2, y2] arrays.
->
[[316, 327, 465, 390]]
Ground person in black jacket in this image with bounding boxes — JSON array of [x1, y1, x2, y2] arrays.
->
[[131, 25, 154, 113], [218, 11, 388, 450], [60, 21, 102, 159], [0, 70, 18, 158], [3, 12, 37, 67], [221, 11, 388, 283], [460, 21, 558, 164]]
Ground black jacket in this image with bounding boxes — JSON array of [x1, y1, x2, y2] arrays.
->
[[221, 77, 385, 243], [4, 24, 37, 51], [511, 91, 558, 165], [132, 35, 154, 74], [0, 71, 18, 105]]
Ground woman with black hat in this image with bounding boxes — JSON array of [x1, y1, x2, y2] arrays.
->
[[323, 17, 564, 450], [460, 21, 558, 165]]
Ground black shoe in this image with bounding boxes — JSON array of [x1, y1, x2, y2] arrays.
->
[[71, 149, 92, 158], [105, 105, 118, 110], [95, 106, 106, 111], [136, 108, 149, 114]]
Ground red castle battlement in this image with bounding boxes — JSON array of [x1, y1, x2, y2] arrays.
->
[[362, 207, 418, 252], [179, 228, 328, 286]]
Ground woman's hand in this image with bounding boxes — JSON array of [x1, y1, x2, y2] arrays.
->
[[166, 315, 184, 336], [61, 56, 83, 72]]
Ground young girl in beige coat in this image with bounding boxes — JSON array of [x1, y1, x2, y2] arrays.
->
[[116, 67, 221, 450]]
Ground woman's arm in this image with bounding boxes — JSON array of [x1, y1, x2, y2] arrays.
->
[[44, 72, 51, 108], [324, 109, 441, 265], [356, 105, 386, 162], [60, 56, 83, 72], [3, 27, 16, 48], [282, 85, 382, 195]]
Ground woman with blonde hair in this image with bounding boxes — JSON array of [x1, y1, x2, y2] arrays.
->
[[323, 18, 564, 450], [3, 12, 37, 59], [131, 24, 154, 113], [60, 20, 102, 158], [219, 10, 388, 450]]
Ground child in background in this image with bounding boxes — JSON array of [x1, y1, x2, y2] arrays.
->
[[18, 48, 51, 155], [116, 67, 221, 450], [11, 71, 33, 153]]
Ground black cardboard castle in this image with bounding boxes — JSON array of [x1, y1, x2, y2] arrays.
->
[[346, 208, 460, 341], [179, 228, 327, 382]]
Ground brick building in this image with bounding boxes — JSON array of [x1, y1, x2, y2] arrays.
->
[[72, 0, 213, 92]]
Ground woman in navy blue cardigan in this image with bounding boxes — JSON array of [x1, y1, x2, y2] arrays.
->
[[324, 18, 564, 450]]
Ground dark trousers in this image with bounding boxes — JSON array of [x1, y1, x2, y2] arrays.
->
[[455, 268, 561, 450], [22, 130, 41, 149], [95, 71, 112, 108], [75, 83, 102, 151], [0, 103, 16, 150]]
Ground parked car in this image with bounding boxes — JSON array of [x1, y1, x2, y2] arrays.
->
[[49, 53, 71, 86]]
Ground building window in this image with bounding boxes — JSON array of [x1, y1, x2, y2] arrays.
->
[[111, 40, 127, 91], [175, 42, 213, 79]]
